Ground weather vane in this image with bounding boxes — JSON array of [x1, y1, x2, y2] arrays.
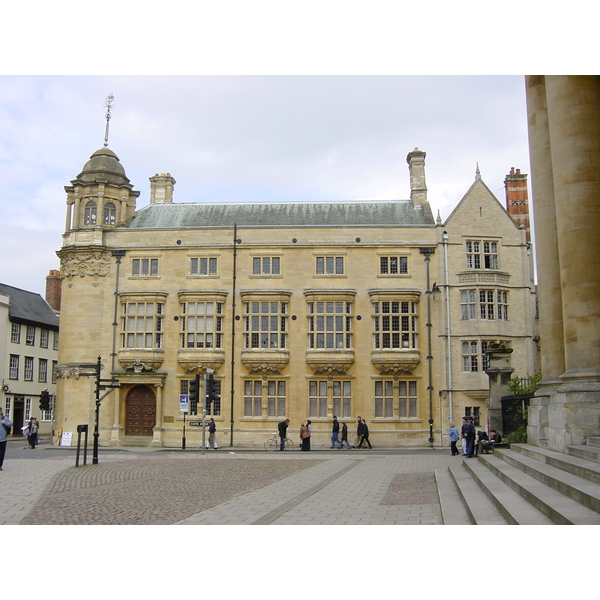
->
[[103, 93, 114, 147]]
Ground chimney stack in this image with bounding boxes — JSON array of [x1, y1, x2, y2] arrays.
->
[[45, 269, 61, 312], [406, 148, 427, 207], [504, 167, 531, 242], [149, 173, 176, 204]]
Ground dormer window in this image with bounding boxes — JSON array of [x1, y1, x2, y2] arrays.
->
[[84, 201, 97, 225], [103, 202, 116, 225]]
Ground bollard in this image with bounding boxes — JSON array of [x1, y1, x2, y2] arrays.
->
[[76, 424, 89, 467]]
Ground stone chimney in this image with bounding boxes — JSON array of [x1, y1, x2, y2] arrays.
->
[[504, 167, 531, 242], [149, 173, 176, 204], [406, 148, 427, 207], [45, 269, 61, 312]]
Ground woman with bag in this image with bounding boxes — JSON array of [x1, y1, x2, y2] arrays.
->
[[300, 420, 311, 451]]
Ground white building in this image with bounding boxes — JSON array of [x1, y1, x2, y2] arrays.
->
[[1, 282, 60, 437]]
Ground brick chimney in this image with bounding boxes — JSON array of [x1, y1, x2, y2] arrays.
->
[[504, 167, 531, 242], [45, 269, 61, 312], [149, 173, 176, 204]]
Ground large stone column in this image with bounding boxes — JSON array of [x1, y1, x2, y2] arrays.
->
[[525, 76, 565, 385], [545, 76, 600, 380], [525, 76, 559, 445], [526, 75, 600, 451]]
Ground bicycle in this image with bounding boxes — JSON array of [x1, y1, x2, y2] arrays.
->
[[264, 433, 295, 451]]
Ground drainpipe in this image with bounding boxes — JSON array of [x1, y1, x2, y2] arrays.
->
[[229, 224, 238, 447], [111, 250, 126, 437], [442, 231, 453, 424], [111, 250, 126, 373]]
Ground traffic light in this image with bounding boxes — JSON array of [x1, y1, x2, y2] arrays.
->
[[205, 374, 214, 412], [39, 390, 50, 411], [212, 381, 221, 408], [205, 374, 220, 412], [188, 375, 199, 411]]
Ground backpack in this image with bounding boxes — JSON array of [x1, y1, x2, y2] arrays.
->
[[3, 423, 11, 436]]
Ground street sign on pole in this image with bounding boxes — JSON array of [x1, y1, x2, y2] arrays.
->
[[179, 395, 189, 413]]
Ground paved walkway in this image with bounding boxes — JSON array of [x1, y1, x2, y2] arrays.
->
[[0, 447, 460, 525]]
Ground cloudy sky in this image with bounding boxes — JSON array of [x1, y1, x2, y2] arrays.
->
[[1, 1, 591, 300], [0, 74, 532, 296]]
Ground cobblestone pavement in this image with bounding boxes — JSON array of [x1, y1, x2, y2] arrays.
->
[[2, 449, 459, 525]]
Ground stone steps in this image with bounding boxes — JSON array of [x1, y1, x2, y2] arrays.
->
[[461, 458, 554, 525], [567, 436, 600, 464], [437, 441, 600, 525], [494, 447, 600, 514], [121, 436, 154, 447], [512, 443, 600, 485], [434, 468, 472, 525], [446, 462, 507, 524]]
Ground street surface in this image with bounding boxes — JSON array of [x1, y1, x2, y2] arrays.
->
[[1, 436, 454, 526]]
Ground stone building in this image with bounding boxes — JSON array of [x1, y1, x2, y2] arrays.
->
[[525, 75, 600, 452], [0, 281, 60, 437], [53, 144, 536, 448]]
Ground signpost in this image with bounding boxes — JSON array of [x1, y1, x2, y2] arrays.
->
[[180, 394, 189, 449], [93, 356, 120, 465]]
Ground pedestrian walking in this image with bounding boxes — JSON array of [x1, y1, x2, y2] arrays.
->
[[354, 416, 363, 448], [0, 407, 13, 471], [340, 422, 352, 449], [330, 415, 342, 448], [357, 419, 372, 449], [278, 418, 290, 451], [449, 423, 460, 455], [207, 417, 218, 449], [25, 416, 39, 449]]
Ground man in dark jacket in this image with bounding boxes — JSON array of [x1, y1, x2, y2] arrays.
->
[[354, 416, 363, 447], [357, 419, 372, 449], [278, 418, 290, 451], [330, 416, 342, 448], [462, 416, 476, 457]]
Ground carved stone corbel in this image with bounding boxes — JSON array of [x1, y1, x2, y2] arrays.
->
[[247, 363, 282, 379], [312, 363, 349, 377], [379, 362, 417, 377], [182, 363, 220, 375]]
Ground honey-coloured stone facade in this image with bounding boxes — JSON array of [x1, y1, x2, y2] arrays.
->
[[54, 147, 536, 448]]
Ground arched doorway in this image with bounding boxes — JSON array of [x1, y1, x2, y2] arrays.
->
[[125, 385, 156, 436]]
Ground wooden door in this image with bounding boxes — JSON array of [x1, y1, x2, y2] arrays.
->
[[125, 386, 156, 436]]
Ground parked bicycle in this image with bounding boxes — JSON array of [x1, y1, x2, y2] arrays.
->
[[264, 433, 295, 451]]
